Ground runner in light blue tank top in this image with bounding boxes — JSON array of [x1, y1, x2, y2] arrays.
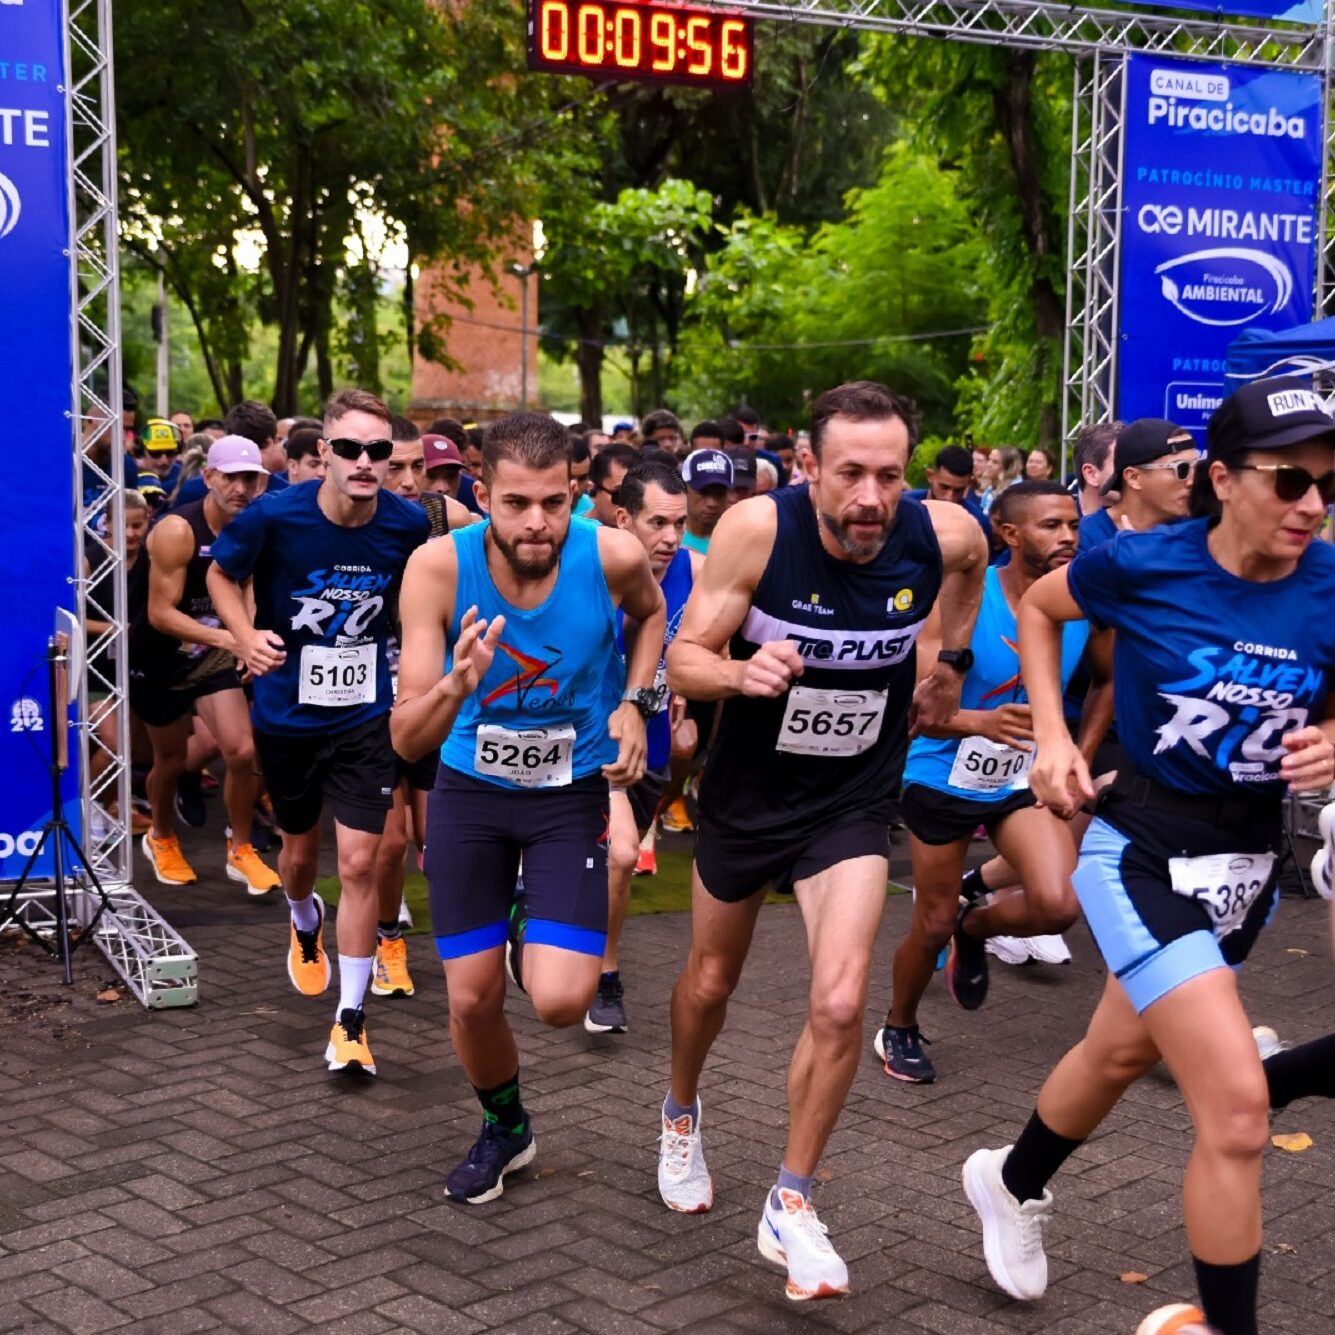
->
[[905, 565, 1088, 801], [389, 413, 667, 1208], [440, 516, 622, 787], [878, 481, 1110, 1086]]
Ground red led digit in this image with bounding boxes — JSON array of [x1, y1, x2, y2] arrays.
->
[[649, 11, 675, 70], [540, 0, 571, 60], [613, 7, 642, 67], [684, 14, 711, 74], [577, 2, 606, 64], [720, 18, 748, 79]]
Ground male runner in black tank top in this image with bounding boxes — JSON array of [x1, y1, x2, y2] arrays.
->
[[129, 435, 280, 895], [656, 381, 988, 1302]]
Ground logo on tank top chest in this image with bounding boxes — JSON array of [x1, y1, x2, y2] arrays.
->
[[890, 587, 914, 614], [791, 593, 835, 618], [743, 608, 921, 668]]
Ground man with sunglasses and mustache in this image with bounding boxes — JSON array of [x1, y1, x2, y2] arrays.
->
[[208, 388, 430, 1077], [1079, 418, 1198, 551]]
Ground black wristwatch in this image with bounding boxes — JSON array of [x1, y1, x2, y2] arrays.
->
[[937, 648, 975, 674], [622, 685, 666, 720]]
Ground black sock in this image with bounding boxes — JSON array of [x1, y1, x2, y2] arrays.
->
[[1265, 1032, 1335, 1109], [1193, 1253, 1259, 1335], [377, 919, 402, 943], [475, 1073, 527, 1136], [1001, 1111, 1084, 1203], [961, 866, 987, 903]]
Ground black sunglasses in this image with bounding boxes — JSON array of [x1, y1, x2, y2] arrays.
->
[[1231, 462, 1335, 505], [327, 436, 393, 463]]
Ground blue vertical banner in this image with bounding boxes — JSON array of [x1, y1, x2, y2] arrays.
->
[[0, 0, 79, 878], [1134, 0, 1322, 23], [1116, 55, 1324, 439]]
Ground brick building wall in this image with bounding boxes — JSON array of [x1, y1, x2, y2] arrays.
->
[[409, 256, 540, 425]]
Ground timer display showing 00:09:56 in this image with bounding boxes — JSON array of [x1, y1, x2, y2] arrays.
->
[[536, 0, 750, 81]]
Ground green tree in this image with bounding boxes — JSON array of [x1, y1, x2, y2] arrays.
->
[[862, 40, 1071, 448], [679, 146, 985, 436], [116, 0, 589, 412], [539, 178, 714, 420]]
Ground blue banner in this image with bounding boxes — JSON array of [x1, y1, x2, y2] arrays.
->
[[1116, 56, 1323, 440], [0, 0, 81, 879], [1135, 0, 1323, 26]]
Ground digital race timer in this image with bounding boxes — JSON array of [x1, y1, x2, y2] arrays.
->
[[527, 0, 753, 88]]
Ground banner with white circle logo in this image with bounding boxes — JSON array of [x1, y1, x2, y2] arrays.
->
[[1116, 55, 1323, 441], [0, 0, 79, 878]]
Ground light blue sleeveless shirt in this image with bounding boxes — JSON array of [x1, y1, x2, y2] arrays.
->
[[440, 517, 621, 787], [905, 564, 1089, 803]]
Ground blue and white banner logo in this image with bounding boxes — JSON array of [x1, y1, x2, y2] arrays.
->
[[1116, 56, 1323, 439], [1136, 0, 1322, 26], [0, 0, 81, 879]]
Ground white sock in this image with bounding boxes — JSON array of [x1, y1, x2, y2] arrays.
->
[[336, 955, 374, 1018], [287, 893, 319, 933]]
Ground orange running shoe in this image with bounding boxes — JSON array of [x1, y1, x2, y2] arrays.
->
[[226, 841, 281, 896], [326, 1008, 376, 1074], [371, 936, 414, 997], [287, 893, 331, 996], [141, 831, 197, 886], [661, 797, 693, 833], [634, 848, 657, 876]]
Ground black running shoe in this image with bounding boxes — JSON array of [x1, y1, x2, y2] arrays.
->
[[584, 971, 628, 1034], [875, 1024, 935, 1083], [175, 772, 207, 829], [946, 906, 989, 1011], [445, 1120, 537, 1205]]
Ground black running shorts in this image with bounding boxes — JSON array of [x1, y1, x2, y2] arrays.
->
[[900, 783, 1036, 847], [254, 711, 395, 836], [129, 664, 242, 728], [694, 809, 890, 904], [427, 766, 611, 960], [394, 746, 439, 793], [616, 767, 666, 838]]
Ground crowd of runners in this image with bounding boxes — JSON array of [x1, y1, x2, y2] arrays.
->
[[93, 375, 1335, 1335]]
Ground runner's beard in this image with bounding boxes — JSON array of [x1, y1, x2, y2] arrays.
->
[[490, 524, 565, 579], [819, 507, 891, 560]]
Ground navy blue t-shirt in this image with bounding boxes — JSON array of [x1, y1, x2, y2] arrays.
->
[[1066, 518, 1335, 797], [210, 481, 429, 735], [458, 473, 483, 516], [1077, 506, 1117, 553], [82, 453, 139, 509], [174, 470, 287, 509], [904, 489, 993, 551]]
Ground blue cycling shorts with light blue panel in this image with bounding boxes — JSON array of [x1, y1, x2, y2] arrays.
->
[[1075, 803, 1280, 1014]]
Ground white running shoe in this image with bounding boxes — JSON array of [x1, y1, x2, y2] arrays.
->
[[1253, 1024, 1286, 1061], [398, 894, 414, 929], [757, 1188, 849, 1301], [1024, 934, 1072, 965], [657, 1100, 713, 1213], [962, 1145, 1052, 1301], [1310, 801, 1335, 900], [1136, 1303, 1218, 1334], [985, 935, 1031, 966]]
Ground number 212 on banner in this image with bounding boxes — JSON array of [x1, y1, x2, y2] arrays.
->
[[528, 0, 753, 87]]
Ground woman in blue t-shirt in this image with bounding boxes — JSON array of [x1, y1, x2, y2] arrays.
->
[[961, 378, 1335, 1335]]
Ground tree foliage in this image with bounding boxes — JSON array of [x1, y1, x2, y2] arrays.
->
[[860, 39, 1072, 447], [116, 0, 590, 412], [677, 146, 985, 436]]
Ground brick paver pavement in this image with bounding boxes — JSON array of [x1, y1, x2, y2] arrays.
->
[[3, 829, 1335, 1334]]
